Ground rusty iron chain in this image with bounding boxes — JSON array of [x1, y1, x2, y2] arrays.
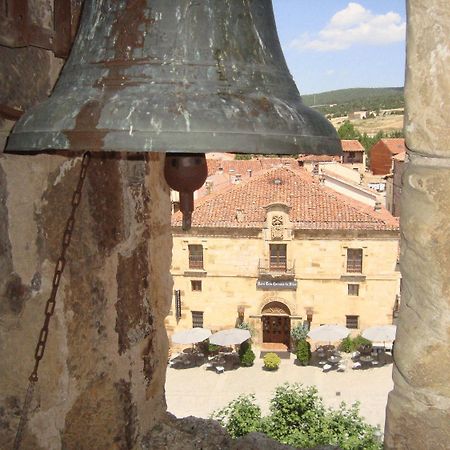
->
[[13, 152, 90, 450]]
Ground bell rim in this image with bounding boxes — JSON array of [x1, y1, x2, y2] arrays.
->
[[5, 130, 342, 156]]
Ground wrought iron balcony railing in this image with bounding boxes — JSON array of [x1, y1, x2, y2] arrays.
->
[[258, 259, 295, 278]]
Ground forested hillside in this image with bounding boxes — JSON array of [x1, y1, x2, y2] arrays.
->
[[302, 87, 404, 117]]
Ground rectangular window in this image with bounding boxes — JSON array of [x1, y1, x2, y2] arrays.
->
[[348, 284, 360, 296], [270, 244, 287, 271], [188, 244, 203, 269], [191, 280, 202, 291], [191, 311, 204, 328], [346, 248, 363, 273], [346, 315, 359, 329]]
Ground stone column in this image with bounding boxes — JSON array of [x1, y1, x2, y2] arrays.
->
[[384, 1, 450, 448], [0, 152, 173, 449]]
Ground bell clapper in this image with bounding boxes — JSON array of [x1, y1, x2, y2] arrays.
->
[[164, 153, 208, 231]]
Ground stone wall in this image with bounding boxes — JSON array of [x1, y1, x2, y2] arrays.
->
[[0, 152, 173, 449], [384, 0, 450, 448]]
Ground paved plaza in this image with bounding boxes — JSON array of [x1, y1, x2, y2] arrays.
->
[[165, 352, 394, 430]]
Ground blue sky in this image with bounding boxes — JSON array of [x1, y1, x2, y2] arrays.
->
[[272, 1, 406, 94]]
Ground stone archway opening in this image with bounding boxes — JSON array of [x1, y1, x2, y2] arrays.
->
[[261, 301, 291, 349]]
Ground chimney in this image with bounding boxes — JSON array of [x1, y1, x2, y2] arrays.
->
[[234, 173, 242, 184], [218, 167, 224, 174], [374, 200, 382, 211], [205, 180, 213, 194], [247, 169, 252, 177], [236, 208, 244, 222]]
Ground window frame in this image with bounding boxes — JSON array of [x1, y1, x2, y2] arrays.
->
[[188, 244, 204, 269], [348, 284, 360, 296], [269, 243, 287, 271], [191, 311, 204, 328], [346, 248, 363, 273], [191, 280, 202, 292], [346, 315, 359, 329]]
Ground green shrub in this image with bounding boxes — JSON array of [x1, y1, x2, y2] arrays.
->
[[353, 335, 372, 350], [237, 321, 252, 333], [296, 339, 311, 366], [339, 335, 372, 353], [238, 340, 255, 366], [339, 336, 354, 353], [263, 352, 281, 370], [238, 340, 249, 357], [208, 343, 220, 354], [210, 394, 261, 438], [212, 383, 382, 449], [291, 323, 309, 343], [240, 347, 256, 367]]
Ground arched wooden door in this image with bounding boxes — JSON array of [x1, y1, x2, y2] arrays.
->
[[261, 301, 291, 348]]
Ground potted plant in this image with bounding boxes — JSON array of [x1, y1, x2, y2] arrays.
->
[[239, 341, 255, 367], [296, 339, 311, 366], [291, 323, 309, 347], [263, 352, 281, 371]]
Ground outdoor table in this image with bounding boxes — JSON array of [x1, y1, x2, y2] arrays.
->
[[359, 355, 374, 363], [327, 355, 341, 364]]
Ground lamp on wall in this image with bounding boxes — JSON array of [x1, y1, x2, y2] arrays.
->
[[5, 0, 341, 230]]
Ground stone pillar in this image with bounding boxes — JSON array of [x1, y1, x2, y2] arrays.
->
[[384, 1, 450, 448], [0, 152, 172, 449]]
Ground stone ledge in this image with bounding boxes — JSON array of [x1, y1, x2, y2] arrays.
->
[[143, 413, 340, 450]]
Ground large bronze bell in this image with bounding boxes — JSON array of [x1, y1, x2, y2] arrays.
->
[[6, 0, 342, 229]]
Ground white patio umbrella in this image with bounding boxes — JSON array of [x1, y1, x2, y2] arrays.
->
[[171, 328, 211, 345], [209, 328, 251, 346], [362, 325, 397, 342], [307, 324, 350, 342]]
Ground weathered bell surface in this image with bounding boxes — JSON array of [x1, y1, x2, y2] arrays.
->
[[6, 0, 341, 155]]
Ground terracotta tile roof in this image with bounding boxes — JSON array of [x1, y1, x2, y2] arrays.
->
[[205, 153, 235, 161], [206, 157, 300, 177], [297, 154, 340, 162], [341, 140, 365, 152], [172, 167, 399, 231], [380, 138, 405, 154]]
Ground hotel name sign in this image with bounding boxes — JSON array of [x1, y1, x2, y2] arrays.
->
[[256, 279, 297, 290]]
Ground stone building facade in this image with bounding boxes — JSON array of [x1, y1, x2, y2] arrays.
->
[[168, 166, 400, 348]]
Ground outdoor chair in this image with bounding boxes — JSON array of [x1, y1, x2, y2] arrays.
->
[[337, 363, 346, 372], [352, 362, 361, 370], [215, 366, 225, 374], [351, 351, 360, 360], [322, 364, 332, 372]]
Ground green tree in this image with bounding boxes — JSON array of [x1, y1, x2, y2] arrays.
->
[[210, 394, 261, 438], [338, 121, 360, 140], [234, 153, 253, 160], [211, 383, 382, 449]]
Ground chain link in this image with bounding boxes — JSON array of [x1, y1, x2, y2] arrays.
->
[[13, 152, 90, 450]]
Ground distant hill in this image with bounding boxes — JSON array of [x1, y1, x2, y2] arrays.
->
[[302, 87, 404, 118]]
